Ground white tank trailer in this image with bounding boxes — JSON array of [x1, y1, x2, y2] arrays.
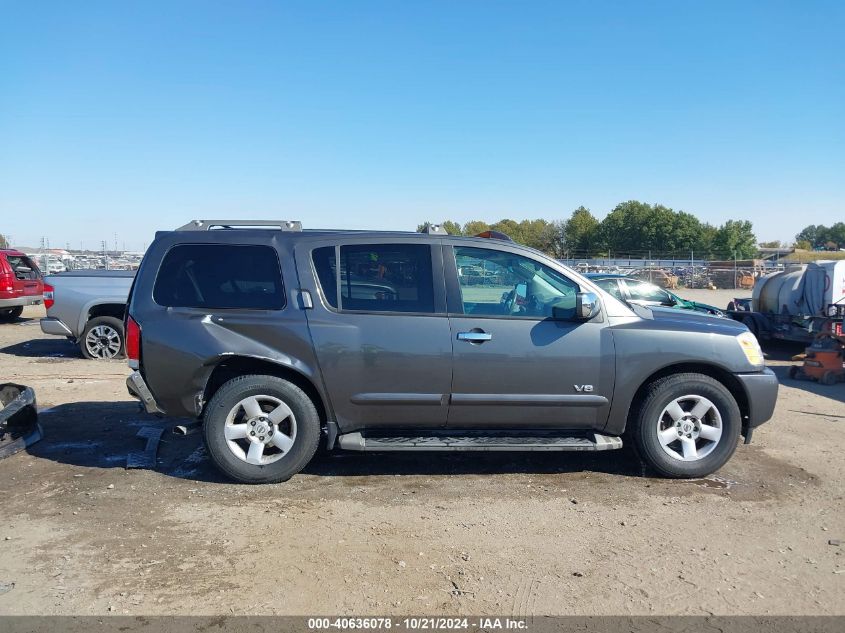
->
[[738, 261, 845, 343]]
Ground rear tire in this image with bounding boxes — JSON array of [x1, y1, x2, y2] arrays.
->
[[203, 375, 321, 484], [631, 373, 741, 478], [0, 306, 24, 321], [821, 371, 838, 386], [80, 316, 125, 359]]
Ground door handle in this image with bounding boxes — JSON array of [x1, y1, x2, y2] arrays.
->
[[457, 331, 492, 343]]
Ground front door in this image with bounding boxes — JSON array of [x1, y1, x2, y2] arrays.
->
[[296, 239, 453, 432], [445, 244, 613, 429]]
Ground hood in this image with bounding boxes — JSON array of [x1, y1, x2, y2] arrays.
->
[[632, 304, 747, 335]]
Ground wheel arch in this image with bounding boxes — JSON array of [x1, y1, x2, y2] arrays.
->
[[80, 302, 127, 334], [623, 362, 750, 437], [201, 355, 330, 427]]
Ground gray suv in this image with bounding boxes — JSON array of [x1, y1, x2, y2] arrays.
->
[[125, 220, 778, 483]]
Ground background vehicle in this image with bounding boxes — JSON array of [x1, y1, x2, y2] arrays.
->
[[586, 273, 725, 316], [724, 261, 845, 343], [40, 270, 134, 359], [0, 249, 43, 321], [125, 220, 777, 484]]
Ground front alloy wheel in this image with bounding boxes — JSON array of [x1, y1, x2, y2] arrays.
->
[[632, 373, 741, 478], [656, 395, 723, 462]]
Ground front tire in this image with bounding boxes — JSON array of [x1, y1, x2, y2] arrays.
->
[[631, 373, 741, 478], [203, 375, 321, 484], [80, 316, 125, 359]]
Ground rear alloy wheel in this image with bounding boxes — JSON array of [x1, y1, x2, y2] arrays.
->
[[80, 316, 125, 359], [632, 373, 741, 478], [203, 375, 320, 484], [0, 306, 24, 321]]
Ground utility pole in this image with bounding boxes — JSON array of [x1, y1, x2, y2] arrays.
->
[[102, 240, 109, 270]]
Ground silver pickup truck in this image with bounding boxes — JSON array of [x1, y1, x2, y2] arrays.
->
[[40, 270, 135, 359]]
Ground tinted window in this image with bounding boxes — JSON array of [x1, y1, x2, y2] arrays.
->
[[154, 244, 284, 310], [454, 247, 578, 318], [312, 244, 434, 313]]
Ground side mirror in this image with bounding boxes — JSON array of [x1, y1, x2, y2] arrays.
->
[[576, 292, 601, 320], [552, 292, 601, 321]]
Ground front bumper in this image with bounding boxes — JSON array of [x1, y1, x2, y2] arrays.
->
[[126, 371, 163, 415], [736, 368, 779, 429], [40, 317, 74, 337], [0, 296, 42, 308]]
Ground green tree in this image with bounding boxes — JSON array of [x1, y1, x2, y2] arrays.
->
[[542, 220, 567, 258], [416, 220, 462, 235], [0, 234, 8, 249], [759, 240, 784, 249], [441, 220, 463, 236], [796, 224, 824, 248], [562, 206, 600, 254], [795, 239, 812, 250], [462, 220, 490, 236], [712, 220, 757, 258]]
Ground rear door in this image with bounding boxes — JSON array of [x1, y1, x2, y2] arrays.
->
[[295, 238, 452, 432], [445, 243, 613, 429]]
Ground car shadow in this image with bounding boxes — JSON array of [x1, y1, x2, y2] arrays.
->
[[772, 365, 845, 405], [0, 337, 81, 358], [24, 401, 648, 483]]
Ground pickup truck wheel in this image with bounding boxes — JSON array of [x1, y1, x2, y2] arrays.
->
[[203, 375, 320, 484], [80, 317, 125, 359], [0, 306, 24, 321], [632, 373, 741, 478]]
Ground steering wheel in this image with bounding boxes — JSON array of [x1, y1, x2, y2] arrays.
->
[[501, 284, 521, 315]]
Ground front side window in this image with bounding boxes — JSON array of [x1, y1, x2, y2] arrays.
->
[[312, 243, 434, 313], [153, 244, 284, 310], [454, 247, 578, 318]]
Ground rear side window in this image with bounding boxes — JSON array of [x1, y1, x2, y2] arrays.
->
[[312, 244, 434, 313], [153, 244, 284, 310], [4, 255, 40, 280]]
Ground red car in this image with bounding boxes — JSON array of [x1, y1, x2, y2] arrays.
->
[[0, 249, 44, 321]]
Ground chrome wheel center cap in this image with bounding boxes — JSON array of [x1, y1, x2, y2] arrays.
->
[[248, 417, 273, 443]]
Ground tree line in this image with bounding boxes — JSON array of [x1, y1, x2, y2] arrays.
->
[[794, 223, 845, 251], [419, 200, 759, 259]]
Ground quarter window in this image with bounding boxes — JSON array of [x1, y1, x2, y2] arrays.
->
[[454, 247, 578, 318], [153, 244, 284, 310], [312, 244, 434, 313]]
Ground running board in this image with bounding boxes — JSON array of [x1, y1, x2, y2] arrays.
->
[[336, 431, 622, 452]]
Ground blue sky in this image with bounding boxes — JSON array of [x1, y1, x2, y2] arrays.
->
[[1, 0, 843, 251]]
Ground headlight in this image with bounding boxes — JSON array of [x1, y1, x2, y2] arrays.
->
[[737, 331, 764, 366]]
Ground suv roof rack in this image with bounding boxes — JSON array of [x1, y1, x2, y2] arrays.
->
[[176, 220, 303, 232], [419, 224, 448, 235]]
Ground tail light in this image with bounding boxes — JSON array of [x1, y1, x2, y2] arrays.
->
[[125, 315, 141, 369], [43, 283, 54, 309], [0, 260, 12, 292]]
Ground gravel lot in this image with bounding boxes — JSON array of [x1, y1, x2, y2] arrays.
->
[[1, 294, 843, 616]]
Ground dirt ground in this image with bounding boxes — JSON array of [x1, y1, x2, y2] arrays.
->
[[0, 292, 843, 616]]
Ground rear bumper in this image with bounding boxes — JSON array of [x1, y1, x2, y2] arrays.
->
[[126, 371, 163, 415], [0, 296, 42, 308], [736, 368, 779, 429], [40, 317, 74, 337]]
